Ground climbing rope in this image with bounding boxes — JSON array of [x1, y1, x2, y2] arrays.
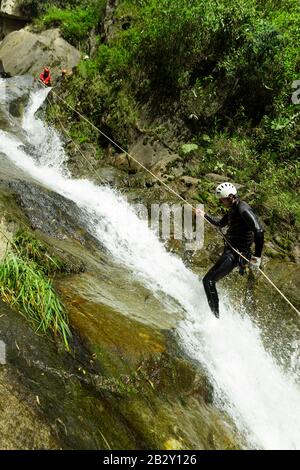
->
[[53, 109, 109, 187], [38, 81, 300, 316]]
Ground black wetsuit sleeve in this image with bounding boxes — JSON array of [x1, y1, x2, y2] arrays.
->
[[240, 209, 264, 257], [204, 212, 229, 228]]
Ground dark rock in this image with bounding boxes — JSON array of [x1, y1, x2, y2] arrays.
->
[[3, 180, 103, 251], [180, 176, 201, 187], [0, 59, 10, 78], [205, 173, 229, 183]]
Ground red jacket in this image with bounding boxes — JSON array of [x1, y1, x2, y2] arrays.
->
[[40, 71, 52, 86]]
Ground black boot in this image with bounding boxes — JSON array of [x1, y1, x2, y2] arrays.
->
[[203, 277, 220, 319], [210, 306, 220, 319]]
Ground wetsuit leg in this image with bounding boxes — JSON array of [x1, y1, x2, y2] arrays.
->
[[202, 249, 238, 318]]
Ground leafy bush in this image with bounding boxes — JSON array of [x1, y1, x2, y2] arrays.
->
[[18, 0, 82, 18], [256, 160, 300, 228], [39, 0, 106, 44]]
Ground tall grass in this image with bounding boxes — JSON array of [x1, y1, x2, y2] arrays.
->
[[13, 230, 64, 275], [0, 232, 71, 350]]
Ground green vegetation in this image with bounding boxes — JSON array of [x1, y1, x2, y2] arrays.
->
[[22, 0, 300, 244], [40, 1, 106, 45], [13, 231, 65, 274], [0, 231, 71, 349], [18, 0, 87, 19], [19, 1, 107, 46]]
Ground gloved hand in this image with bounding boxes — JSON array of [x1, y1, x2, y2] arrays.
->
[[249, 256, 261, 270]]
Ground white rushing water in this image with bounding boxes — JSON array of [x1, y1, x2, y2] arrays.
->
[[1, 81, 300, 449]]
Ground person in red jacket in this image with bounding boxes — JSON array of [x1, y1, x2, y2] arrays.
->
[[39, 67, 52, 86]]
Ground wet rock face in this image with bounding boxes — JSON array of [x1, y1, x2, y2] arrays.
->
[[0, 301, 60, 450], [3, 179, 102, 246], [0, 299, 112, 450], [0, 76, 34, 119], [1, 276, 240, 450], [0, 370, 59, 450], [0, 28, 80, 77]]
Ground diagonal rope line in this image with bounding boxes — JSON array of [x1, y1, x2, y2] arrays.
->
[[47, 96, 108, 186], [39, 81, 300, 316]]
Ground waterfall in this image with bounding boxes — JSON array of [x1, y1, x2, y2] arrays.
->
[[1, 77, 300, 449]]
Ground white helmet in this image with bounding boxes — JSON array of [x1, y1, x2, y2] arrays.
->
[[215, 182, 237, 198]]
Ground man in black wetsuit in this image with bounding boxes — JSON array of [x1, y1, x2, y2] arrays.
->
[[198, 182, 264, 318]]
